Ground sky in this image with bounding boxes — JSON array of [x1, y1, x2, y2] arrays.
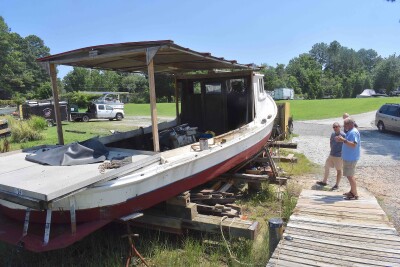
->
[[1, 0, 400, 78]]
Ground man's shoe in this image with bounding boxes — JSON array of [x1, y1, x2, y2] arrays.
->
[[316, 181, 327, 186], [331, 185, 339, 190]]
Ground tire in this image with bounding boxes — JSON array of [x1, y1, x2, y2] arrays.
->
[[82, 115, 90, 122], [377, 121, 385, 132], [116, 113, 123, 121]]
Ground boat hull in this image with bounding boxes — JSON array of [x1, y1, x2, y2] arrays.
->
[[0, 131, 271, 224]]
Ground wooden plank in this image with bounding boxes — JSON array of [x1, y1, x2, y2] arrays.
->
[[183, 213, 258, 240], [49, 63, 64, 145], [283, 232, 400, 255], [283, 239, 400, 264], [292, 208, 390, 222], [268, 141, 298, 149], [287, 222, 400, 242], [275, 245, 394, 267], [267, 258, 313, 267], [271, 154, 297, 163], [147, 56, 160, 152], [284, 228, 400, 249]]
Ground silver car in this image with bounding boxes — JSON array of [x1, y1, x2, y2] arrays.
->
[[375, 103, 400, 133]]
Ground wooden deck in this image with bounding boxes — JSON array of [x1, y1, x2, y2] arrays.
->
[[267, 189, 400, 267]]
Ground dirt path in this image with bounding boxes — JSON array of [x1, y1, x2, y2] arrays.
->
[[292, 111, 400, 232]]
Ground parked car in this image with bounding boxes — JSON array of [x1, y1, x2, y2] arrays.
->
[[390, 89, 400, 97], [375, 103, 400, 133]]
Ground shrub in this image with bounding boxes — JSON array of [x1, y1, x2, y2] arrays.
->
[[7, 116, 44, 143], [28, 116, 47, 131]]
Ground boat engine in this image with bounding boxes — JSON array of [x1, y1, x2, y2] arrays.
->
[[159, 124, 198, 150]]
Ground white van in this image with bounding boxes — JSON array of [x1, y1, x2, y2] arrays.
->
[[375, 103, 400, 133]]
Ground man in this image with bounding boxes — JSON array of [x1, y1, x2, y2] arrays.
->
[[336, 117, 361, 200], [316, 122, 345, 190], [342, 113, 358, 132]]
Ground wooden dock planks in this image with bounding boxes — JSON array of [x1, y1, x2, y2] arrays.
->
[[267, 189, 400, 267]]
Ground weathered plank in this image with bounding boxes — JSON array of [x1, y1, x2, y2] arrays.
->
[[267, 189, 400, 266]]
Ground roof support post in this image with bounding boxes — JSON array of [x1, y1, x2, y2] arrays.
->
[[49, 63, 64, 145], [174, 78, 180, 124], [146, 48, 160, 152]]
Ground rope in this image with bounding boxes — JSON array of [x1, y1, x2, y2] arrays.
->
[[98, 158, 131, 174], [219, 216, 253, 266]]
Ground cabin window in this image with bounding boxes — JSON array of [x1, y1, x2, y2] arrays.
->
[[106, 105, 113, 110], [193, 81, 201, 94], [229, 79, 246, 94], [205, 83, 222, 94], [98, 105, 105, 110]]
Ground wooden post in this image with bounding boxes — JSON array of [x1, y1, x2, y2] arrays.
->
[[49, 63, 64, 145], [268, 217, 283, 257], [147, 52, 160, 152], [174, 78, 180, 124]]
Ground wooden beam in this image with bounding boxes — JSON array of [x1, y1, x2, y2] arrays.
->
[[49, 63, 64, 145], [174, 77, 180, 124], [147, 52, 160, 152]]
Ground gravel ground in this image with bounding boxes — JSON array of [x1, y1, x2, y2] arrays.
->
[[292, 111, 400, 231]]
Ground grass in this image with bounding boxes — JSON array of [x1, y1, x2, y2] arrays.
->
[[277, 97, 400, 120], [125, 103, 177, 117]]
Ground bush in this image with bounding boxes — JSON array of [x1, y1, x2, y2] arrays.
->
[[28, 116, 47, 131], [7, 116, 44, 143]]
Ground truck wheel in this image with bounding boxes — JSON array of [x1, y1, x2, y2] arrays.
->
[[82, 115, 90, 122], [116, 113, 123, 121]]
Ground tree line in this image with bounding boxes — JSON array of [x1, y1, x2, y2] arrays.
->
[[1, 16, 399, 103], [261, 41, 400, 99]]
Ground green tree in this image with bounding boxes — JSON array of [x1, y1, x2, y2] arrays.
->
[[286, 54, 322, 99], [373, 55, 400, 93]]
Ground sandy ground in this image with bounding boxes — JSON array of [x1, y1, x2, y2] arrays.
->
[[292, 111, 400, 232]]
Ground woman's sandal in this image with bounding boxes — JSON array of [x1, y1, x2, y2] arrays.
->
[[343, 191, 352, 196], [344, 191, 359, 200]]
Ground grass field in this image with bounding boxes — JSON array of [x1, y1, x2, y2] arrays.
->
[[123, 97, 400, 120], [277, 97, 400, 120], [125, 102, 177, 117]]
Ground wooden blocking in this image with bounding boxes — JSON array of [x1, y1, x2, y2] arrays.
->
[[0, 120, 11, 138], [166, 191, 190, 206], [130, 214, 183, 235], [182, 214, 260, 240], [272, 153, 298, 163], [166, 202, 198, 220], [269, 141, 298, 149]]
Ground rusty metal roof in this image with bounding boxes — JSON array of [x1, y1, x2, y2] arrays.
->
[[37, 40, 256, 73]]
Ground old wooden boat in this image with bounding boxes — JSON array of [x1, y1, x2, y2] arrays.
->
[[0, 40, 277, 252]]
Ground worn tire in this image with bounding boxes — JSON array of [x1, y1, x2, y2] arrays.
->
[[116, 113, 123, 121], [82, 115, 90, 122], [377, 121, 385, 132]]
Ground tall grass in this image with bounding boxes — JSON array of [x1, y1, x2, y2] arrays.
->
[[6, 116, 46, 143]]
